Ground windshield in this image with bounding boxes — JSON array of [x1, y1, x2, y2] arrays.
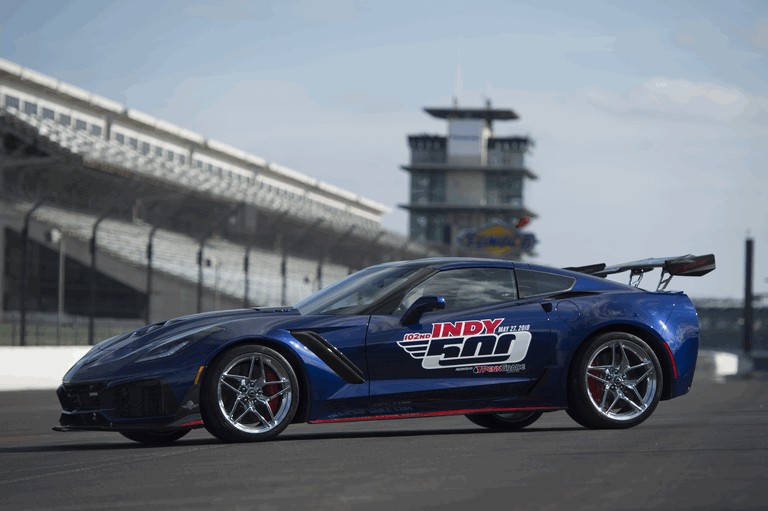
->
[[295, 264, 424, 315]]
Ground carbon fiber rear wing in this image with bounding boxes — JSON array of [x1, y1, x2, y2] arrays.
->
[[564, 253, 716, 291]]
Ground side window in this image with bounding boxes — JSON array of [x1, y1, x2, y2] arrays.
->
[[516, 269, 574, 298], [398, 267, 517, 312]]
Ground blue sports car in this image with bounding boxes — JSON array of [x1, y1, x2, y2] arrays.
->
[[55, 254, 715, 444]]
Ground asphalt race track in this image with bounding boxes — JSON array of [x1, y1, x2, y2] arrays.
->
[[1, 373, 766, 511]]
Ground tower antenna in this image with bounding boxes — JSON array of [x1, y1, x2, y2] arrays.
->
[[453, 59, 463, 108]]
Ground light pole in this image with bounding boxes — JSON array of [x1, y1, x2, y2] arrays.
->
[[279, 218, 324, 305], [89, 208, 117, 345], [197, 202, 244, 312], [145, 225, 158, 324], [314, 225, 361, 292], [46, 228, 65, 344], [20, 199, 45, 346], [744, 237, 754, 355], [141, 192, 194, 323], [211, 257, 221, 310]]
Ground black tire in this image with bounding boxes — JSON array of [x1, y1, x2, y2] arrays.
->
[[567, 332, 662, 429], [119, 429, 190, 445], [466, 411, 543, 430], [201, 344, 299, 442]]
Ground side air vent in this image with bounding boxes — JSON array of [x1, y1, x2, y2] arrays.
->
[[290, 330, 365, 384]]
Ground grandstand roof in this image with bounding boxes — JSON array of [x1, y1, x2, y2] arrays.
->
[[0, 57, 389, 219]]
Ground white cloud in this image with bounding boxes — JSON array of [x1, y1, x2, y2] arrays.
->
[[581, 78, 766, 124], [673, 18, 732, 55]]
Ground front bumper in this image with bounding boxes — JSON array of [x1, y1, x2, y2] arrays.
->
[[55, 378, 203, 432]]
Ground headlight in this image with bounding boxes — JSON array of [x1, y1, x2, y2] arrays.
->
[[135, 326, 223, 363]]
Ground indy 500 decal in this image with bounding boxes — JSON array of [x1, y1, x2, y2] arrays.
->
[[397, 318, 531, 370]]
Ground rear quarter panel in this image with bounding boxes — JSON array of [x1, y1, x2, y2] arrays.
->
[[549, 290, 699, 403]]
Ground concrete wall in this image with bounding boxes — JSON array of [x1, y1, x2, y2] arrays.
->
[[0, 346, 89, 390]]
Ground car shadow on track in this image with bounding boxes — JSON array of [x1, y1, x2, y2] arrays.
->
[[276, 425, 584, 442], [0, 425, 584, 453]]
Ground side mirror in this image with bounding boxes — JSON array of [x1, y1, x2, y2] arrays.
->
[[401, 296, 446, 326]]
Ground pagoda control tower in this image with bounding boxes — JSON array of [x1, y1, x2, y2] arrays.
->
[[400, 100, 538, 258]]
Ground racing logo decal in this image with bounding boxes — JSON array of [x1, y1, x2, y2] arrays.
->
[[398, 319, 531, 370]]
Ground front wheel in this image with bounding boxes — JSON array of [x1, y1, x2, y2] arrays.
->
[[119, 429, 190, 445], [466, 411, 543, 430], [567, 332, 662, 429], [201, 344, 299, 442]]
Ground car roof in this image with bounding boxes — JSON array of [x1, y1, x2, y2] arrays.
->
[[377, 258, 636, 293], [377, 257, 519, 271]]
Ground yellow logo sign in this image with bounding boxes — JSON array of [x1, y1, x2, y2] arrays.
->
[[457, 223, 536, 256]]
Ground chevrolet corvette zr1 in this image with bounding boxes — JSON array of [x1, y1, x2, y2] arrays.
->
[[54, 255, 715, 444]]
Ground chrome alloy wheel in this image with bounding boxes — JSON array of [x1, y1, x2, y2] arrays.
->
[[584, 339, 658, 422], [216, 352, 294, 434]]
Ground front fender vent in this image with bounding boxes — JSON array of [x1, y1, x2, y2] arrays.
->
[[290, 330, 365, 384]]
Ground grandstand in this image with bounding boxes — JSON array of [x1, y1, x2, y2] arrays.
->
[[0, 58, 457, 346]]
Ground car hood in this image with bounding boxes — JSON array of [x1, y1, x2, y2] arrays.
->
[[63, 307, 303, 382], [94, 307, 300, 353]]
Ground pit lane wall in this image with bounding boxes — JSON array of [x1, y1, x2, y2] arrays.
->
[[0, 347, 749, 391]]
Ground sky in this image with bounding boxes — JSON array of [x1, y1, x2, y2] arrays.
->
[[1, 0, 766, 300]]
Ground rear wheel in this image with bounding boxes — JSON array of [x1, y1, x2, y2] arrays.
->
[[201, 344, 298, 442], [567, 332, 662, 429], [466, 411, 543, 430], [119, 429, 190, 445]]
